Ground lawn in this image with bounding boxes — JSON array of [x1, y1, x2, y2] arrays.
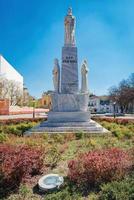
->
[[0, 117, 134, 200]]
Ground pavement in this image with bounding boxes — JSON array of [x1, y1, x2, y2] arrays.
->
[[0, 113, 133, 120], [0, 112, 47, 120], [91, 113, 134, 119]]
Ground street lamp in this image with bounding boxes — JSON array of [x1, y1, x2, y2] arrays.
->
[[32, 100, 36, 119], [113, 102, 116, 119]]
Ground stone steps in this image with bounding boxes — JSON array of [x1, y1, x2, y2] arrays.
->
[[25, 120, 109, 135], [38, 126, 102, 131], [27, 127, 106, 134], [40, 121, 96, 127]]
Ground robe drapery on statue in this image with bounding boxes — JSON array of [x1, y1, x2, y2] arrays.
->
[[52, 58, 60, 93], [64, 7, 75, 46], [81, 60, 89, 93]]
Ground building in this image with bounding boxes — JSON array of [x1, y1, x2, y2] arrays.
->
[[38, 91, 52, 108], [0, 55, 24, 105], [23, 86, 30, 106], [0, 55, 23, 90], [89, 95, 113, 113]]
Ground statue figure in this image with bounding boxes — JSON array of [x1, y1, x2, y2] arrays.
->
[[81, 60, 88, 93], [64, 7, 75, 46], [52, 59, 60, 93]]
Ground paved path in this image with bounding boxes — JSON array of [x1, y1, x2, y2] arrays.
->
[[0, 113, 47, 120], [91, 114, 134, 119], [0, 113, 133, 120]]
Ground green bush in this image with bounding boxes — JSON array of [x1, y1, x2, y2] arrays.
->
[[17, 123, 33, 132], [127, 124, 134, 132], [19, 184, 31, 199], [1, 122, 37, 136], [45, 146, 61, 168], [6, 126, 22, 136], [99, 175, 134, 200], [99, 120, 134, 140], [44, 188, 82, 200], [75, 131, 84, 140], [123, 131, 133, 139], [43, 133, 49, 140], [111, 128, 123, 139], [0, 132, 8, 143], [111, 127, 133, 139], [51, 133, 64, 144]]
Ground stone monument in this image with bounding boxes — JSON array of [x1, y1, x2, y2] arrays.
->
[[29, 8, 108, 133]]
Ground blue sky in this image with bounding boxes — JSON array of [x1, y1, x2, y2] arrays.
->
[[0, 0, 133, 97]]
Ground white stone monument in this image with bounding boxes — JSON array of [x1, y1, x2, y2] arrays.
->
[[48, 8, 89, 123], [81, 60, 88, 93], [52, 58, 60, 93], [29, 8, 108, 133]]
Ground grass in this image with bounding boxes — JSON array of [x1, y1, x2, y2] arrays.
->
[[0, 118, 134, 199]]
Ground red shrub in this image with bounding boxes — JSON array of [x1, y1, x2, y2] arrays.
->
[[0, 144, 44, 196], [115, 118, 132, 125], [68, 148, 132, 188], [128, 147, 134, 170], [92, 117, 133, 125], [0, 118, 44, 125]]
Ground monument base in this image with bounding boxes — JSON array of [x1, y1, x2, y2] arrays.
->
[[51, 93, 89, 112], [25, 119, 109, 134], [47, 111, 90, 122]]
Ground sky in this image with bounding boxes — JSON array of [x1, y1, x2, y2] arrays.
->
[[0, 0, 133, 98]]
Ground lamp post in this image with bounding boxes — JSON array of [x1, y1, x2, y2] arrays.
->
[[113, 102, 116, 119], [33, 100, 36, 119]]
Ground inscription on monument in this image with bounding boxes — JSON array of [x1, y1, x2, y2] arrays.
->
[[62, 56, 77, 63]]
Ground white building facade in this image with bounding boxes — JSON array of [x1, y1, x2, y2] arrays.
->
[[89, 95, 113, 113], [0, 55, 23, 90], [0, 55, 24, 105]]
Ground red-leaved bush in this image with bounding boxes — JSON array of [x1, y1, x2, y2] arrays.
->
[[0, 144, 44, 197], [68, 148, 132, 188], [0, 118, 43, 125], [92, 117, 133, 125]]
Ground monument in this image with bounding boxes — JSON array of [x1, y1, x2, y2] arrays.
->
[[30, 8, 108, 133]]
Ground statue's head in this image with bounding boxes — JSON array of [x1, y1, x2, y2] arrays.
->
[[54, 58, 59, 66], [68, 7, 72, 15], [83, 60, 87, 66], [81, 59, 88, 72]]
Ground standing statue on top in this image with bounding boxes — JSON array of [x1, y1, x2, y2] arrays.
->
[[52, 58, 60, 93], [81, 60, 89, 93], [64, 7, 75, 46]]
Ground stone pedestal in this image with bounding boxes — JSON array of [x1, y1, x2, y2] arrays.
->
[[51, 93, 89, 112], [48, 111, 90, 122], [61, 46, 78, 93]]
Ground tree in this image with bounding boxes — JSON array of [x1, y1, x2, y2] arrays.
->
[[0, 77, 23, 106], [109, 73, 134, 113], [0, 77, 9, 99]]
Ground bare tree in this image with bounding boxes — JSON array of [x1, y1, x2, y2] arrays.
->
[[0, 77, 9, 98], [109, 73, 134, 113], [0, 77, 23, 106]]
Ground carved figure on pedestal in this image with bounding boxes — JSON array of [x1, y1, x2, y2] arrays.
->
[[52, 59, 60, 93], [64, 7, 75, 46], [81, 60, 88, 93]]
